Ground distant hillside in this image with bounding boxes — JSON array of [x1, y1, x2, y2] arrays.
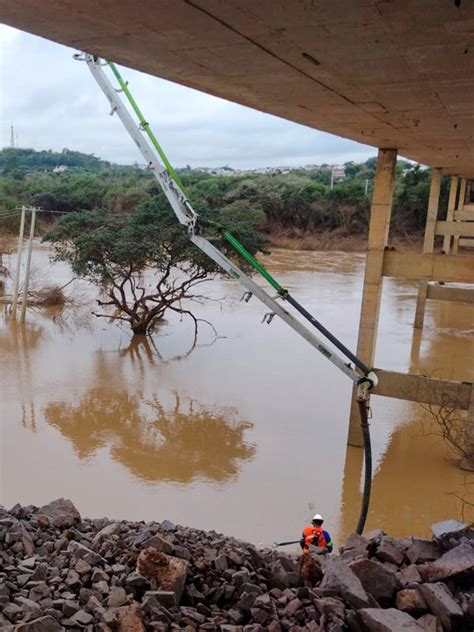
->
[[0, 147, 108, 172], [0, 148, 450, 248]]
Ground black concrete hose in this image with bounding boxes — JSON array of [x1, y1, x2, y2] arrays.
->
[[355, 399, 372, 535]]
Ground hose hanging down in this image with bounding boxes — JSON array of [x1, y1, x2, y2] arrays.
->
[[355, 398, 372, 535]]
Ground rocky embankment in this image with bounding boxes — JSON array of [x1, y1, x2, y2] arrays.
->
[[0, 500, 473, 631]]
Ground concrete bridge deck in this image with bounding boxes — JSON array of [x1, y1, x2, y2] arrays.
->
[[0, 0, 473, 177]]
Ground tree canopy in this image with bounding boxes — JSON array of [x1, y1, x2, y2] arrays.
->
[[0, 148, 452, 240], [44, 193, 267, 335]]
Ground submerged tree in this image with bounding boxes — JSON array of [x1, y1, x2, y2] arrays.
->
[[417, 388, 474, 522], [44, 193, 267, 335]]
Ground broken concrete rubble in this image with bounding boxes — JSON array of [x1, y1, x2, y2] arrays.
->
[[0, 499, 473, 631], [418, 542, 474, 582], [349, 557, 398, 604]]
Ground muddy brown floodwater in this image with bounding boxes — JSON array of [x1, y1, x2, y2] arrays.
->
[[1, 245, 473, 550]]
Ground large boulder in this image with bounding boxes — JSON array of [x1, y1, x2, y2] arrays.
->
[[420, 583, 463, 632], [136, 547, 187, 604], [37, 499, 81, 529], [349, 557, 398, 605], [68, 541, 103, 566], [395, 589, 428, 617], [405, 539, 440, 564], [416, 613, 443, 631], [4, 518, 35, 556], [91, 521, 122, 547], [398, 564, 422, 588], [340, 533, 369, 561], [431, 519, 469, 540], [376, 536, 405, 566], [141, 534, 174, 556], [269, 560, 289, 589], [319, 559, 369, 608], [418, 542, 474, 582], [15, 616, 62, 631], [358, 608, 423, 631], [117, 603, 145, 632]]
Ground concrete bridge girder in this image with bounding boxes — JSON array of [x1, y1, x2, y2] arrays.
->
[[348, 151, 473, 464], [0, 1, 473, 179]]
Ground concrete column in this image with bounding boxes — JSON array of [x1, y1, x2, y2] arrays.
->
[[453, 177, 467, 254], [11, 207, 26, 319], [347, 148, 397, 447], [20, 208, 36, 323], [443, 176, 458, 254], [414, 168, 442, 329]]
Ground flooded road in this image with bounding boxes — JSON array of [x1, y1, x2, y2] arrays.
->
[[1, 246, 473, 549]]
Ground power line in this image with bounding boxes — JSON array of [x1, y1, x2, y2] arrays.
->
[[0, 211, 24, 219]]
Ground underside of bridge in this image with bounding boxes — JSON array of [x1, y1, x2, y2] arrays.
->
[[1, 0, 473, 177], [1, 1, 473, 459]]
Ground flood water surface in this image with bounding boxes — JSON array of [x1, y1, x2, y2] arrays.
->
[[1, 247, 473, 549]]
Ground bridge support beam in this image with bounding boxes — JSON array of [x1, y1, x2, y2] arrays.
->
[[414, 168, 442, 329], [443, 175, 459, 253], [453, 178, 467, 254], [348, 148, 397, 447]]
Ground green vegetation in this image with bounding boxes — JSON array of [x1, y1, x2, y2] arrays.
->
[[44, 195, 267, 335], [0, 147, 454, 337], [0, 147, 451, 242], [0, 147, 105, 173]]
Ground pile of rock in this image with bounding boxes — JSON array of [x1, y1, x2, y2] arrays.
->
[[0, 499, 473, 631]]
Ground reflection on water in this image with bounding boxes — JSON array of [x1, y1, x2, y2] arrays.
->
[[1, 246, 473, 546], [45, 391, 255, 484]]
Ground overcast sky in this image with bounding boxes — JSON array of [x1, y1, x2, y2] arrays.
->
[[0, 24, 376, 169]]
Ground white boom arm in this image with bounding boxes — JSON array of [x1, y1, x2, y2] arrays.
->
[[82, 54, 370, 385]]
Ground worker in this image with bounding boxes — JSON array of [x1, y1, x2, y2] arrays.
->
[[300, 513, 333, 554]]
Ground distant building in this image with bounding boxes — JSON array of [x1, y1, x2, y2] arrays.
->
[[181, 163, 346, 178], [253, 166, 290, 175], [193, 166, 239, 176], [53, 165, 68, 174], [330, 164, 345, 180], [211, 167, 235, 176]]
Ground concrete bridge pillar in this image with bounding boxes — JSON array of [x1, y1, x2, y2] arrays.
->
[[452, 178, 467, 254], [443, 175, 459, 254], [347, 148, 397, 447], [414, 168, 443, 329]]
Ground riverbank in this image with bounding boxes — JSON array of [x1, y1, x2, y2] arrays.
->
[[269, 231, 423, 252], [1, 499, 472, 631], [0, 229, 425, 257]]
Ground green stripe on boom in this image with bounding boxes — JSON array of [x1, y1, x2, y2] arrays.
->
[[108, 61, 186, 194], [107, 60, 286, 296], [223, 230, 284, 294]]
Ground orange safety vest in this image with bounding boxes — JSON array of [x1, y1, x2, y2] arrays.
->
[[302, 525, 327, 550]]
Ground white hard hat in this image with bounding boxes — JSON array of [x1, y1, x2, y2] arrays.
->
[[312, 514, 323, 521]]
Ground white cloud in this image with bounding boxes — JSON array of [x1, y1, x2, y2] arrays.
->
[[0, 25, 376, 169]]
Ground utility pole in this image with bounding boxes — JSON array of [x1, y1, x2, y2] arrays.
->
[[365, 179, 369, 196], [330, 167, 334, 190], [11, 206, 26, 319], [10, 125, 15, 148], [20, 208, 37, 323]]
